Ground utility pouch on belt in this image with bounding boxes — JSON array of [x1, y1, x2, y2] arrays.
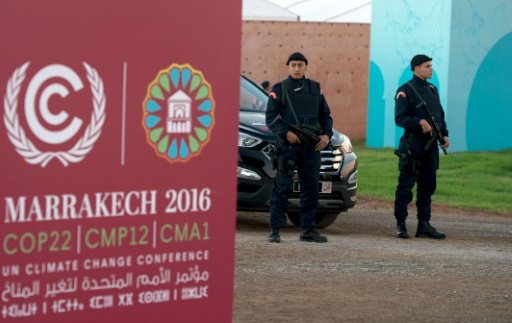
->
[[394, 135, 420, 175], [277, 149, 296, 176], [394, 149, 421, 175]]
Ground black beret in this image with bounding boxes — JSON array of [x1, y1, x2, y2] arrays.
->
[[410, 54, 432, 70], [286, 52, 308, 65]]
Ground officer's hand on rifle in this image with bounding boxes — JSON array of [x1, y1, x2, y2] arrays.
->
[[419, 119, 432, 136], [315, 135, 329, 151], [441, 136, 450, 150], [286, 131, 300, 144]]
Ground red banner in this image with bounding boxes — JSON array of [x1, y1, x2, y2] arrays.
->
[[0, 1, 241, 321]]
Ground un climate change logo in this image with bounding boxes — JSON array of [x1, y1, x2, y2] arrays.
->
[[143, 64, 215, 163], [3, 62, 106, 167]]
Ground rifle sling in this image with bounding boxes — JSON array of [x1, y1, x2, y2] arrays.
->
[[278, 80, 321, 149], [406, 82, 438, 151], [281, 80, 301, 125]]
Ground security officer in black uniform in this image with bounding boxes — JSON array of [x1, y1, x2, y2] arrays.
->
[[394, 54, 450, 239], [265, 52, 333, 243]]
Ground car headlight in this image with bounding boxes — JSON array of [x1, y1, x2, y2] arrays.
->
[[237, 167, 262, 180], [238, 132, 262, 147], [340, 135, 353, 154]]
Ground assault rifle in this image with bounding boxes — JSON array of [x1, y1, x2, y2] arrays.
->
[[406, 82, 447, 155], [271, 115, 320, 145], [416, 101, 447, 155]]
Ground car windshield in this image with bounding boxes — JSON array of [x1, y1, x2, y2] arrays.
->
[[240, 76, 269, 113]]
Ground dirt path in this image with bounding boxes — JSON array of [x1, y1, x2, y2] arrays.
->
[[233, 200, 512, 322]]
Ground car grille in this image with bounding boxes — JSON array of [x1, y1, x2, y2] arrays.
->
[[320, 148, 342, 173], [262, 143, 342, 174]]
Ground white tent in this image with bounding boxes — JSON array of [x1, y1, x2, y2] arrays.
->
[[242, 0, 299, 21], [243, 0, 371, 24]]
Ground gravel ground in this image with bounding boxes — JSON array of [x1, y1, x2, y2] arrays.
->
[[233, 199, 512, 322]]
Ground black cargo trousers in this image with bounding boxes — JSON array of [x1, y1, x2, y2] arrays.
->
[[394, 133, 439, 223], [269, 141, 321, 230]]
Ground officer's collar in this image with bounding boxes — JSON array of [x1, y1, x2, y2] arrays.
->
[[287, 76, 306, 92], [412, 75, 428, 86]]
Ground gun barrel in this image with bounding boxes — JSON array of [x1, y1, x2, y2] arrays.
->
[[421, 105, 447, 155], [273, 116, 320, 144]]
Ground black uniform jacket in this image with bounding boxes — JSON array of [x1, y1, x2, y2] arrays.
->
[[395, 75, 449, 144], [265, 76, 333, 141]]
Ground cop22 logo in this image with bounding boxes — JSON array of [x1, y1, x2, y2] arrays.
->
[[3, 62, 106, 167], [142, 63, 215, 163]]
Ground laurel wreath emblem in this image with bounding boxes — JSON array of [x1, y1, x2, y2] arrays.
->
[[3, 62, 106, 167]]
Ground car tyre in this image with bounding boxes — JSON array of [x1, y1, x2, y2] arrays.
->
[[287, 212, 339, 229]]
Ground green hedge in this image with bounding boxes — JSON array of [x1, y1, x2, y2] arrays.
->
[[353, 141, 512, 214]]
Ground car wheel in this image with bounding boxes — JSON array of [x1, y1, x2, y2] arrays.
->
[[286, 212, 339, 229]]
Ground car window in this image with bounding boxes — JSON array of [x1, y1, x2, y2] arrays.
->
[[240, 76, 268, 112]]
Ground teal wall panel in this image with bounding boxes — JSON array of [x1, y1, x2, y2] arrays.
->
[[368, 0, 512, 151], [368, 0, 451, 148], [448, 0, 512, 151], [366, 61, 385, 147]]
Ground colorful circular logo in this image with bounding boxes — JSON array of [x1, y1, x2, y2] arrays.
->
[[143, 64, 215, 163]]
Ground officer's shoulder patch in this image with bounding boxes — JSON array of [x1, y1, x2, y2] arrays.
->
[[395, 91, 407, 99]]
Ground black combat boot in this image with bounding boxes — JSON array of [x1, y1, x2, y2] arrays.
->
[[396, 222, 409, 239], [416, 221, 446, 239], [299, 229, 328, 243], [268, 229, 281, 243]]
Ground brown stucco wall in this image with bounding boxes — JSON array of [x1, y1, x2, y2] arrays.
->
[[241, 20, 370, 140]]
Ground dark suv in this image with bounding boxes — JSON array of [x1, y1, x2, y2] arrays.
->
[[237, 75, 357, 228]]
